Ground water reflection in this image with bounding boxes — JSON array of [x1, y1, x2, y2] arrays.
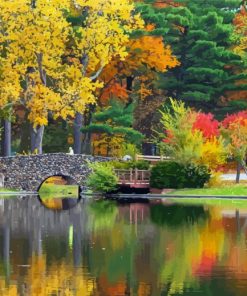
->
[[39, 196, 80, 210], [1, 197, 247, 295], [38, 175, 80, 210]]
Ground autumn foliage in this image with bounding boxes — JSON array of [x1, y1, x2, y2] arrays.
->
[[221, 111, 247, 171], [160, 99, 226, 171], [193, 113, 220, 139], [99, 24, 179, 105]]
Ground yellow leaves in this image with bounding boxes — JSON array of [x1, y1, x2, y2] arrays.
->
[[137, 80, 153, 99], [199, 137, 227, 170], [0, 0, 144, 127], [0, 0, 70, 124], [58, 64, 104, 114], [0, 0, 70, 64], [233, 6, 247, 58], [0, 59, 22, 108], [92, 133, 125, 157], [25, 75, 63, 127], [127, 36, 180, 73], [73, 0, 143, 73]]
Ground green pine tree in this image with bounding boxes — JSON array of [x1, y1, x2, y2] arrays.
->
[[136, 0, 247, 115], [81, 100, 144, 155]]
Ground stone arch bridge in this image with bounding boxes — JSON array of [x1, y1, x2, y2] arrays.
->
[[0, 153, 109, 192]]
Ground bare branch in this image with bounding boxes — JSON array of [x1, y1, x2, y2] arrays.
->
[[36, 52, 47, 85], [90, 65, 104, 81]]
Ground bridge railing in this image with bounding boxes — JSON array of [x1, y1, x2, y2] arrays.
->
[[135, 155, 171, 162], [115, 169, 150, 185]]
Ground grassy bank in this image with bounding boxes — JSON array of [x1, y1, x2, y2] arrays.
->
[[170, 184, 247, 196], [0, 188, 17, 193]]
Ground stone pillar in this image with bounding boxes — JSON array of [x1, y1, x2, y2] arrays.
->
[[0, 173, 4, 188]]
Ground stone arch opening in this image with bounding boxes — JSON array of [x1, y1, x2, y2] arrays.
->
[[38, 174, 81, 211], [37, 174, 80, 193]]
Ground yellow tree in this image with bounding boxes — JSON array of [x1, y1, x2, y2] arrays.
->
[[0, 0, 143, 154], [0, 59, 22, 156], [0, 0, 71, 153], [61, 0, 144, 153]]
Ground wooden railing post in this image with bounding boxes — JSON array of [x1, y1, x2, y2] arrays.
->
[[135, 168, 138, 185]]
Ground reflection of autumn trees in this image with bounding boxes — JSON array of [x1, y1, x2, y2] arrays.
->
[[0, 254, 96, 296], [152, 206, 225, 295], [2, 198, 247, 296], [88, 201, 157, 295]]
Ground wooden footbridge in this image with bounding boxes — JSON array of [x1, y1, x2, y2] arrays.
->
[[115, 169, 151, 189], [115, 155, 170, 189]]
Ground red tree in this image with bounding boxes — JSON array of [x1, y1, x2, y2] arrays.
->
[[193, 113, 220, 139]]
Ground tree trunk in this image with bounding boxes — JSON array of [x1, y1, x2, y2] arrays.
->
[[73, 112, 83, 154], [241, 158, 247, 175], [3, 119, 11, 157], [19, 121, 31, 153], [31, 125, 44, 154], [236, 161, 242, 184], [82, 105, 95, 155], [126, 76, 134, 106]]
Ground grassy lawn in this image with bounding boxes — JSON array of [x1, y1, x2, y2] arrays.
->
[[0, 188, 17, 192], [170, 184, 247, 196], [39, 184, 79, 199]]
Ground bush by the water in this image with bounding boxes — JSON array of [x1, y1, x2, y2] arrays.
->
[[87, 162, 118, 193], [150, 161, 211, 189]]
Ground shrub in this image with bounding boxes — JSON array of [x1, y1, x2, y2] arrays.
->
[[110, 160, 150, 170], [120, 143, 140, 159], [130, 160, 150, 170], [87, 162, 118, 193], [150, 161, 211, 189]]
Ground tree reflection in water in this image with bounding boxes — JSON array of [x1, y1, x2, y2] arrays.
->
[[0, 198, 246, 295]]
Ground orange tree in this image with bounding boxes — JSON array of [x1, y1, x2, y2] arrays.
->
[[221, 111, 247, 182], [92, 8, 179, 154]]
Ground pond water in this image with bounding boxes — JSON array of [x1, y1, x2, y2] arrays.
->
[[1, 196, 247, 295]]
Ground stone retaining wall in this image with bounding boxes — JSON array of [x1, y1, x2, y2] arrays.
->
[[0, 153, 109, 191]]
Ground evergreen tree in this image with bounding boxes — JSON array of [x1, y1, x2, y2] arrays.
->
[[137, 0, 247, 115], [81, 100, 144, 156]]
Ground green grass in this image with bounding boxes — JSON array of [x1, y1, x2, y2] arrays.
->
[[169, 185, 247, 196], [0, 188, 17, 192], [0, 188, 9, 192], [0, 188, 20, 199], [39, 184, 79, 199]]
